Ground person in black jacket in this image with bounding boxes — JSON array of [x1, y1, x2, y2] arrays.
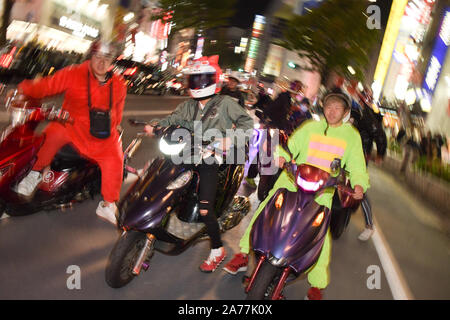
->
[[221, 74, 246, 107], [249, 80, 305, 201], [351, 93, 387, 164], [349, 89, 387, 241], [264, 80, 304, 129]]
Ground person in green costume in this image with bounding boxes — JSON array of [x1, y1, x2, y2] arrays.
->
[[224, 88, 370, 300]]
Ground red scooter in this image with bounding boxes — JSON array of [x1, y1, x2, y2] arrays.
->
[[0, 92, 142, 217]]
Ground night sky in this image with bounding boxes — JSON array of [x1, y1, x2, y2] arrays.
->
[[230, 0, 393, 30], [231, 0, 273, 29]]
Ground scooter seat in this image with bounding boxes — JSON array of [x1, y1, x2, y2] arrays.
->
[[51, 144, 90, 171]]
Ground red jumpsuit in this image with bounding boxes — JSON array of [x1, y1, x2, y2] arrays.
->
[[18, 60, 127, 203]]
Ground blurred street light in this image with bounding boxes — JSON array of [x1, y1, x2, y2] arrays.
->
[[347, 65, 356, 75], [124, 13, 135, 23]]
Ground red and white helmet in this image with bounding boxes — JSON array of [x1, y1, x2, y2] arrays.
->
[[184, 55, 222, 99]]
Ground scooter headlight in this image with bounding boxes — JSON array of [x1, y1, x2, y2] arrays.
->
[[159, 138, 186, 155], [167, 170, 193, 190], [296, 175, 323, 192]]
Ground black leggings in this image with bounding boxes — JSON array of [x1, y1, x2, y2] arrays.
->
[[197, 160, 222, 249], [361, 194, 373, 228]]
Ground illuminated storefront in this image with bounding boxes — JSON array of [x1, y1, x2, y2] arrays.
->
[[371, 0, 450, 135], [122, 7, 172, 64], [6, 0, 115, 53], [423, 8, 450, 133], [380, 0, 436, 104], [372, 0, 410, 101]]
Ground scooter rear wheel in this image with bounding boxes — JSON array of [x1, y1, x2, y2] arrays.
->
[[105, 231, 150, 288], [246, 260, 280, 300], [330, 207, 351, 240]]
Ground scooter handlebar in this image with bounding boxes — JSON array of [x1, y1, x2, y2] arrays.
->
[[128, 119, 163, 137], [128, 118, 149, 126]]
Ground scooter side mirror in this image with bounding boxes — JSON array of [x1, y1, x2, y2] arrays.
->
[[128, 118, 148, 126]]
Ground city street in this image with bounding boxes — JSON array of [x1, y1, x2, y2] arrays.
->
[[0, 95, 449, 300]]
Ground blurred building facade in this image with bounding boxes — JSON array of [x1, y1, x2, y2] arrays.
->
[[1, 0, 176, 63], [244, 0, 324, 101], [117, 0, 175, 64], [5, 0, 118, 53], [420, 2, 449, 134], [373, 0, 449, 135]]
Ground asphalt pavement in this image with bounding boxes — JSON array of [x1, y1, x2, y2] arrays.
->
[[0, 94, 448, 300]]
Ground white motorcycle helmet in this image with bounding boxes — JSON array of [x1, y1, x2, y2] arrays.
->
[[184, 55, 222, 99]]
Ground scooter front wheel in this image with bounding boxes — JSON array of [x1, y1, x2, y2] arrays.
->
[[246, 260, 280, 300], [105, 231, 152, 288], [330, 207, 351, 240]]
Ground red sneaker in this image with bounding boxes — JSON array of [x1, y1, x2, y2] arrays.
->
[[223, 253, 249, 275], [199, 247, 226, 273], [305, 287, 323, 300]]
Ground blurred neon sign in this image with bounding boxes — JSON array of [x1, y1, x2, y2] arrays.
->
[[372, 0, 409, 97], [59, 16, 99, 38], [0, 46, 16, 69], [245, 15, 266, 73], [422, 8, 450, 96]]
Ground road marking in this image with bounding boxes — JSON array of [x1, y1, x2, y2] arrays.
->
[[371, 217, 414, 300]]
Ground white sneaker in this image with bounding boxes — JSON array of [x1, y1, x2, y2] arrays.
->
[[358, 227, 375, 241], [16, 170, 42, 196], [96, 201, 118, 226]]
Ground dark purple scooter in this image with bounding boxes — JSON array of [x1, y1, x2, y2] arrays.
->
[[105, 124, 251, 288], [245, 159, 359, 300]]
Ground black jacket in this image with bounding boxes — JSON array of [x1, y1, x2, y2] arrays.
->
[[264, 92, 292, 129], [351, 102, 387, 158], [221, 87, 245, 108]]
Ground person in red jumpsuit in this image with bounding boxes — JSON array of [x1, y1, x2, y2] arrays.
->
[[12, 39, 126, 225]]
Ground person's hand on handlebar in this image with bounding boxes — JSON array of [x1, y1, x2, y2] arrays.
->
[[353, 185, 364, 200], [144, 124, 155, 137]]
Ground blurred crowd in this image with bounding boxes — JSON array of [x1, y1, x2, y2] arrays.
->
[[395, 126, 449, 180], [1, 42, 448, 184], [0, 41, 83, 83]]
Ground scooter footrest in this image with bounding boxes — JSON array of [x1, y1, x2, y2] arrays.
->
[[166, 213, 205, 240]]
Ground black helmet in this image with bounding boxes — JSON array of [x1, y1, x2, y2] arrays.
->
[[85, 38, 122, 60], [323, 87, 352, 109]]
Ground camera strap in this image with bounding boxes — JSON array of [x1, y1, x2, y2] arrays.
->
[[87, 69, 113, 111]]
